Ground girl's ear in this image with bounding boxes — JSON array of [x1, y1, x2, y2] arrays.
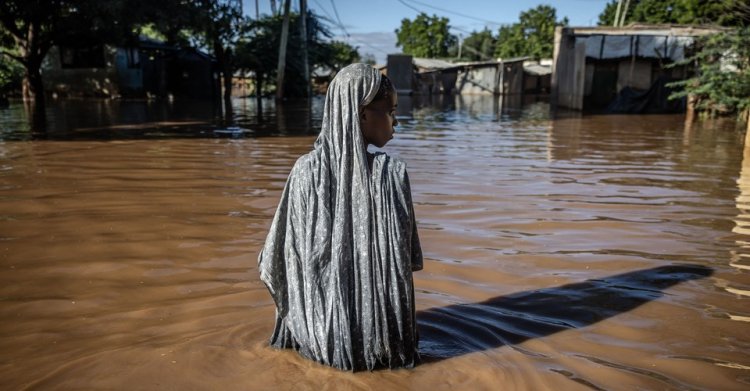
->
[[359, 107, 367, 122]]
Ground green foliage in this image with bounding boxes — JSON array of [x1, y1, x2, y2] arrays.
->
[[0, 0, 140, 100], [190, 0, 245, 53], [598, 1, 619, 26], [361, 53, 377, 66], [668, 27, 750, 117], [494, 5, 568, 59], [461, 28, 496, 61], [128, 0, 196, 46], [323, 41, 361, 70], [597, 0, 749, 27], [235, 11, 359, 97], [0, 52, 24, 93], [395, 13, 457, 58]]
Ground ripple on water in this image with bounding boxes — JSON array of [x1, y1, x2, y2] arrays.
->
[[0, 98, 747, 389]]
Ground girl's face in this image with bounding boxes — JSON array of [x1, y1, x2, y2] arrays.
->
[[361, 91, 398, 148]]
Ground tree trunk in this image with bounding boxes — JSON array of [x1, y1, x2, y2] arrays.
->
[[18, 20, 47, 106], [214, 40, 233, 118], [22, 63, 45, 103], [275, 0, 291, 100], [255, 72, 263, 115]]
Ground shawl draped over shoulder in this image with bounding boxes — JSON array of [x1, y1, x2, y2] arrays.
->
[[258, 63, 423, 371]]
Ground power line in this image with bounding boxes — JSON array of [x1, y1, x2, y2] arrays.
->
[[396, 0, 422, 14], [329, 0, 349, 36], [400, 0, 506, 27], [311, 0, 336, 22], [318, 0, 389, 56]]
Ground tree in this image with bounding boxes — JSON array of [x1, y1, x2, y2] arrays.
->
[[0, 0, 131, 104], [191, 0, 245, 112], [362, 53, 377, 65], [597, 1, 620, 26], [0, 52, 23, 95], [395, 13, 457, 58], [235, 11, 359, 98], [323, 41, 361, 71], [461, 28, 496, 61], [494, 5, 568, 59], [131, 0, 196, 47], [598, 0, 749, 27], [668, 27, 750, 121]]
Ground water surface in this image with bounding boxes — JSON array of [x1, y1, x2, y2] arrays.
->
[[1, 97, 748, 390]]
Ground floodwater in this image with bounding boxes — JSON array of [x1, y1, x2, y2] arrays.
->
[[1, 96, 749, 390]]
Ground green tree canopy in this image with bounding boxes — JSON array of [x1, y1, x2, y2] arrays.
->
[[495, 5, 568, 59], [0, 0, 136, 102], [460, 28, 496, 61], [598, 0, 749, 27], [668, 27, 750, 119], [395, 13, 457, 58], [235, 11, 360, 97]]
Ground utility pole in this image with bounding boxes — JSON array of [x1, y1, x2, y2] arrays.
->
[[255, 0, 259, 18], [300, 0, 310, 97], [457, 33, 462, 59], [613, 0, 623, 26], [619, 0, 631, 27], [276, 0, 291, 99], [270, 0, 277, 15]]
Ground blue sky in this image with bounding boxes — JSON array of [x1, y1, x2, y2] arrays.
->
[[242, 0, 611, 63]]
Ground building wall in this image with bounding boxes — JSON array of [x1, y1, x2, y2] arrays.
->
[[553, 29, 586, 110], [617, 59, 652, 92], [42, 46, 121, 97], [114, 48, 144, 95], [456, 65, 500, 95], [387, 55, 414, 95], [502, 62, 524, 95]]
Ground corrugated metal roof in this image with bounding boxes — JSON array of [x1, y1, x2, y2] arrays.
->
[[412, 57, 457, 70], [523, 63, 551, 76], [564, 24, 727, 37]]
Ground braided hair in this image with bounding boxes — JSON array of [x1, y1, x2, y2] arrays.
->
[[371, 74, 395, 104]]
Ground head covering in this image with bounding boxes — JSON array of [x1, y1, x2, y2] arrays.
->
[[258, 63, 421, 371]]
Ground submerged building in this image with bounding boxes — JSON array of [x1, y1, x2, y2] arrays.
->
[[42, 37, 219, 99], [551, 24, 725, 113], [385, 54, 551, 98]]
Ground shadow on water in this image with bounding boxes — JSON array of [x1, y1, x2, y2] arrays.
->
[[417, 264, 712, 363]]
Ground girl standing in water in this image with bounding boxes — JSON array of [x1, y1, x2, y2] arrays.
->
[[258, 63, 423, 371]]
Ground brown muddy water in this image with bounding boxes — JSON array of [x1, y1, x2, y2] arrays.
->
[[1, 96, 749, 390]]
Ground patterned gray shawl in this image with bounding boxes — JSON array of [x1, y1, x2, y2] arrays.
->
[[258, 63, 422, 371]]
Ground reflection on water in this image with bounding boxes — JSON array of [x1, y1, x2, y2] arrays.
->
[[1, 96, 749, 390], [0, 95, 550, 141]]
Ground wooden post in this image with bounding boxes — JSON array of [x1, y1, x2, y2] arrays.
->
[[275, 0, 291, 100]]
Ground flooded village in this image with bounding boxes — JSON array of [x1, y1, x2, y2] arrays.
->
[[1, 0, 749, 390]]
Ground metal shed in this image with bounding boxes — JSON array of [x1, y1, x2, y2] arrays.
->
[[551, 24, 725, 112]]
